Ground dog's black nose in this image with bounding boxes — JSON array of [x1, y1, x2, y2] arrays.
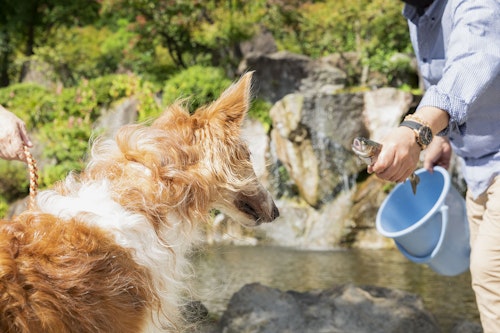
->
[[271, 204, 280, 220]]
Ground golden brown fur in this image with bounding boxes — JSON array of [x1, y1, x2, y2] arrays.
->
[[0, 214, 152, 333], [0, 72, 279, 332]]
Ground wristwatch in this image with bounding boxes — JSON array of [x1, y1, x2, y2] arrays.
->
[[399, 119, 433, 150]]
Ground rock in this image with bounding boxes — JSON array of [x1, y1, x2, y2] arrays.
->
[[239, 29, 278, 58], [257, 199, 317, 248], [258, 189, 367, 250], [269, 91, 367, 207], [93, 97, 138, 138], [450, 321, 483, 333], [20, 60, 59, 88], [299, 59, 346, 95], [345, 175, 394, 249], [240, 51, 312, 104], [182, 300, 209, 324], [182, 301, 219, 333], [7, 197, 30, 219], [240, 51, 346, 105], [218, 283, 440, 333], [270, 94, 320, 205], [322, 52, 363, 86], [362, 88, 414, 142], [242, 118, 272, 187]]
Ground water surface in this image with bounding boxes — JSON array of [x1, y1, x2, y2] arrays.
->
[[191, 245, 479, 332]]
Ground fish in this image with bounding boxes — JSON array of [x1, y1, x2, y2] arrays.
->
[[352, 136, 420, 195]]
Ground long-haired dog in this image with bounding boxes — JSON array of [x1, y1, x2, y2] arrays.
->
[[0, 72, 279, 332]]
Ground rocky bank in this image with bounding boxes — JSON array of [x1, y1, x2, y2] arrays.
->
[[189, 283, 481, 333]]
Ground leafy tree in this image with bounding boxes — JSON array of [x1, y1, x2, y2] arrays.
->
[[103, 0, 209, 69], [0, 0, 100, 86]]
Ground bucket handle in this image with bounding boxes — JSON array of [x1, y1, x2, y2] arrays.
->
[[432, 204, 450, 257], [439, 205, 448, 234], [396, 204, 449, 263]]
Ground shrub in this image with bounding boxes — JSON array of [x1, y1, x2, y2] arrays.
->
[[0, 74, 161, 192], [0, 83, 58, 127], [162, 65, 231, 114], [0, 160, 30, 202]]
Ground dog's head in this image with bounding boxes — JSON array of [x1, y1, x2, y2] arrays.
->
[[114, 72, 279, 227]]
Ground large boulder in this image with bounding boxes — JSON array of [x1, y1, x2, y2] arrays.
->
[[218, 283, 441, 333], [240, 51, 346, 104], [269, 91, 367, 207], [241, 51, 312, 104]]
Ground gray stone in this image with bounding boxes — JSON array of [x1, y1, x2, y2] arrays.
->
[[93, 97, 138, 138], [269, 91, 366, 207], [240, 51, 312, 104], [450, 321, 483, 333], [219, 283, 441, 333]]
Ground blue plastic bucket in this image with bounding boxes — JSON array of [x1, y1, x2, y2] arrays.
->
[[376, 166, 470, 276]]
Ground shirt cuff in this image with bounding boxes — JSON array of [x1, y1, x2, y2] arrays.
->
[[418, 85, 468, 136]]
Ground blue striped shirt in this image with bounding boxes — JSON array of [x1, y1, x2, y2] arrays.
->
[[403, 0, 500, 198]]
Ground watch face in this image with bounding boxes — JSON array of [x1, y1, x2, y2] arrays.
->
[[418, 126, 433, 145]]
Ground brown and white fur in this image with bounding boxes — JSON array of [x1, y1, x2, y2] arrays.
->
[[0, 72, 279, 333]]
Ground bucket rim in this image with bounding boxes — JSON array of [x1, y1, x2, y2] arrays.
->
[[375, 166, 450, 238]]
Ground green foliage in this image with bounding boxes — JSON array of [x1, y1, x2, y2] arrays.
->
[[191, 1, 260, 68], [0, 83, 58, 126], [162, 65, 231, 114], [37, 117, 91, 187], [248, 98, 273, 133], [262, 0, 411, 86], [34, 26, 119, 85], [38, 74, 161, 187], [104, 0, 209, 69], [0, 74, 161, 190], [0, 160, 30, 202], [0, 0, 101, 86], [0, 198, 9, 219], [383, 182, 396, 193]]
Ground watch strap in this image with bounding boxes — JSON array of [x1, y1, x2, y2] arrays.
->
[[404, 114, 432, 129], [399, 120, 422, 131]]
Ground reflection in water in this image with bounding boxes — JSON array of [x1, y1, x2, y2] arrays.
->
[[191, 245, 479, 332]]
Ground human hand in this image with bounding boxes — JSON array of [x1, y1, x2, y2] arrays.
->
[[423, 136, 452, 172], [0, 106, 33, 162], [367, 126, 421, 183]]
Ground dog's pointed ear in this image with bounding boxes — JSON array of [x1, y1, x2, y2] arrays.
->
[[199, 71, 254, 133]]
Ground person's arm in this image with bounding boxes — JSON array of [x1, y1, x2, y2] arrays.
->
[[369, 0, 499, 183], [0, 105, 33, 162], [418, 0, 500, 129]]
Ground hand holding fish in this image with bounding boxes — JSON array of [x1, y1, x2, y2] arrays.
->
[[352, 129, 421, 194]]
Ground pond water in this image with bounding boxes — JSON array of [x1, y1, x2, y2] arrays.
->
[[191, 245, 480, 332]]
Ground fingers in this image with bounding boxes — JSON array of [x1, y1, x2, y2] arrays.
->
[[2, 124, 30, 162], [0, 108, 32, 162], [375, 151, 414, 183], [370, 127, 420, 183], [18, 122, 33, 148], [5, 136, 27, 162], [423, 136, 451, 172]]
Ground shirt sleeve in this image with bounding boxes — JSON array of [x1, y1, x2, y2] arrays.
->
[[419, 0, 500, 128]]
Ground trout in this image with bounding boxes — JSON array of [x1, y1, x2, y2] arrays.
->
[[352, 137, 420, 195]]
